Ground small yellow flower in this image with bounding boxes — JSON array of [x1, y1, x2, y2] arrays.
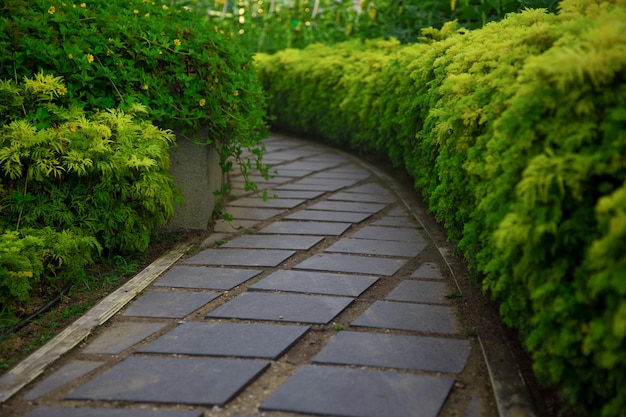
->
[[68, 53, 74, 59], [142, 0, 148, 2], [87, 53, 94, 63], [48, 6, 56, 14], [69, 123, 77, 132], [199, 98, 206, 107], [80, 2, 87, 8], [106, 49, 113, 56], [141, 84, 149, 90], [57, 87, 68, 95], [158, 50, 162, 55], [108, 37, 114, 43], [133, 9, 139, 14], [162, 5, 168, 10], [144, 13, 150, 17], [173, 39, 181, 46], [234, 90, 239, 96]]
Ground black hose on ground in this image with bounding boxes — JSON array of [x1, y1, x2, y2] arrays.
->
[[0, 279, 75, 340]]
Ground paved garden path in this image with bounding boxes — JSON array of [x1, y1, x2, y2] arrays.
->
[[2, 133, 536, 417]]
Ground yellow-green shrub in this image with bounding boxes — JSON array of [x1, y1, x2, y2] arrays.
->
[[255, 1, 626, 415]]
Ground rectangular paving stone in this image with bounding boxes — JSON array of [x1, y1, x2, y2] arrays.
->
[[352, 225, 425, 242], [183, 248, 296, 267], [412, 262, 445, 279], [385, 280, 447, 304], [276, 179, 357, 192], [154, 266, 262, 290], [388, 206, 409, 216], [294, 254, 407, 276], [123, 290, 220, 318], [351, 300, 458, 334], [82, 322, 168, 354], [139, 322, 309, 360], [221, 235, 323, 250], [325, 238, 425, 258], [259, 221, 351, 236], [310, 167, 370, 180], [276, 160, 342, 172], [249, 270, 378, 297], [307, 200, 386, 214], [66, 356, 269, 407], [284, 209, 371, 223], [313, 331, 470, 373], [345, 183, 394, 195], [24, 360, 105, 401], [372, 216, 413, 227], [228, 196, 305, 209], [24, 407, 203, 417], [272, 168, 315, 178], [260, 365, 455, 417], [270, 190, 325, 199], [221, 207, 283, 221], [206, 292, 353, 324], [329, 191, 396, 204]]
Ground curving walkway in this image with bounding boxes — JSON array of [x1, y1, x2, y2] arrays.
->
[[1, 133, 537, 417]]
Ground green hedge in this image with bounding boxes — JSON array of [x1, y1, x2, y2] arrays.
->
[[255, 0, 626, 415]]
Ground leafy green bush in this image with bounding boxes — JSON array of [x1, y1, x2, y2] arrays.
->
[[0, 0, 267, 180], [255, 0, 626, 415]]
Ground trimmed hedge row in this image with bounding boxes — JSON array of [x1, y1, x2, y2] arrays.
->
[[255, 0, 626, 415]]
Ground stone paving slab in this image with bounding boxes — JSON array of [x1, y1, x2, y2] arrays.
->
[[372, 216, 413, 227], [220, 206, 283, 221], [351, 301, 457, 334], [345, 183, 394, 195], [260, 365, 455, 417], [206, 292, 353, 324], [284, 209, 371, 223], [412, 262, 445, 279], [82, 322, 168, 354], [276, 179, 358, 192], [138, 322, 309, 360], [272, 168, 314, 178], [249, 270, 379, 297], [312, 169, 371, 180], [270, 190, 325, 199], [260, 221, 351, 236], [295, 253, 407, 276], [24, 407, 203, 417], [275, 160, 343, 172], [329, 191, 397, 204], [214, 219, 259, 233], [388, 206, 409, 216], [325, 237, 425, 258], [312, 331, 469, 373], [385, 280, 447, 304], [307, 200, 387, 214], [154, 266, 262, 290], [183, 248, 296, 267], [65, 356, 270, 407], [122, 290, 220, 319], [228, 196, 305, 209], [351, 225, 425, 242], [221, 234, 323, 250], [24, 360, 105, 401]]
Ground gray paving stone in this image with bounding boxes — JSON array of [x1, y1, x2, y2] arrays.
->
[[412, 262, 445, 279], [249, 270, 378, 297], [270, 190, 325, 199], [352, 225, 425, 242], [285, 209, 371, 223], [329, 191, 396, 203], [65, 356, 269, 407], [276, 160, 342, 172], [325, 238, 425, 258], [221, 234, 323, 250], [228, 196, 305, 209], [154, 266, 262, 290], [312, 331, 469, 373], [388, 206, 409, 216], [24, 407, 203, 417], [24, 360, 105, 400], [82, 322, 168, 354], [139, 322, 308, 359], [310, 167, 370, 180], [260, 221, 351, 236], [351, 301, 458, 334], [307, 200, 386, 214], [345, 183, 393, 195], [295, 254, 407, 276], [221, 206, 283, 220], [277, 179, 357, 192], [183, 248, 295, 267], [272, 168, 314, 177], [214, 218, 259, 233], [385, 280, 447, 304], [123, 290, 220, 318], [372, 216, 413, 227], [206, 292, 353, 324], [260, 365, 455, 417]]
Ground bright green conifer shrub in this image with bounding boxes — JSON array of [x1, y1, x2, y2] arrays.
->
[[255, 0, 626, 414]]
